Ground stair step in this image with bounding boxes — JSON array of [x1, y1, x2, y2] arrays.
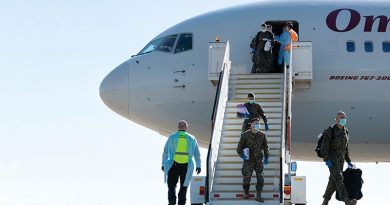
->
[[223, 124, 282, 130], [229, 84, 283, 91], [220, 143, 280, 149], [212, 184, 278, 192], [231, 94, 282, 99], [229, 96, 282, 102], [210, 192, 281, 201], [224, 113, 282, 119], [213, 176, 280, 185], [227, 102, 283, 107], [225, 107, 282, 113], [232, 74, 283, 79], [215, 170, 280, 178], [219, 149, 280, 156], [233, 89, 282, 95], [217, 156, 279, 163], [224, 118, 282, 125], [222, 138, 281, 145], [231, 79, 283, 84], [209, 198, 280, 205], [222, 130, 281, 136], [216, 162, 279, 169]]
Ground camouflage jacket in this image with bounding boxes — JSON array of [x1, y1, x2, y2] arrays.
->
[[244, 102, 268, 124], [237, 130, 270, 160], [321, 124, 352, 163]]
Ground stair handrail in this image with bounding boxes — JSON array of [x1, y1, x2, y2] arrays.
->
[[205, 41, 231, 202], [280, 43, 294, 202]]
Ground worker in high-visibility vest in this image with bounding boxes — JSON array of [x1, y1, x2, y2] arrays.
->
[[162, 120, 201, 205]]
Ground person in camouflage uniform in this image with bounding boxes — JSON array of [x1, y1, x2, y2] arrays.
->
[[321, 111, 357, 205], [241, 93, 269, 133], [250, 23, 275, 73], [237, 118, 270, 202]]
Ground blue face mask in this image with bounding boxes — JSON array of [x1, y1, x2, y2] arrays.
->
[[248, 100, 255, 104], [339, 118, 347, 126], [255, 123, 261, 131]]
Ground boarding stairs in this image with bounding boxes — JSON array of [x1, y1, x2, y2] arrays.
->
[[209, 74, 284, 205], [205, 41, 295, 205]]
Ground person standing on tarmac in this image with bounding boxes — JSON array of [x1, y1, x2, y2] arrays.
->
[[241, 93, 269, 133], [237, 118, 270, 202], [162, 120, 201, 205], [321, 111, 357, 205]]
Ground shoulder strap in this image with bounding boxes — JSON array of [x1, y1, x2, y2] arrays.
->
[[327, 125, 336, 141]]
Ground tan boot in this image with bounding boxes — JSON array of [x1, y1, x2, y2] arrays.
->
[[322, 199, 329, 205], [255, 191, 264, 202]]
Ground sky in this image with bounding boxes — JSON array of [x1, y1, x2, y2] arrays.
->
[[0, 0, 389, 204]]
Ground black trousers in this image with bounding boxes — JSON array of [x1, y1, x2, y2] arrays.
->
[[168, 162, 188, 205]]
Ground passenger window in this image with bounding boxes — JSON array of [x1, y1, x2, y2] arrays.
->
[[346, 41, 355, 52], [156, 35, 177, 53], [175, 34, 193, 53], [383, 41, 390, 52], [364, 41, 374, 52]]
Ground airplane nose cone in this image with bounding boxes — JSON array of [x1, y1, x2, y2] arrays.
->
[[99, 62, 130, 119]]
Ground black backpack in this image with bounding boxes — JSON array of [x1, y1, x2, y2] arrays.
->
[[336, 168, 364, 201], [315, 125, 349, 158], [315, 126, 335, 158]]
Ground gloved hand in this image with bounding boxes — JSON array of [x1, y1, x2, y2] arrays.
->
[[161, 166, 164, 171], [325, 160, 333, 168], [348, 162, 355, 169], [264, 123, 269, 132], [263, 157, 269, 165], [196, 167, 201, 175], [241, 155, 249, 161]]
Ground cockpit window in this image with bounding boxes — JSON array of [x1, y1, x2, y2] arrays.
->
[[137, 37, 164, 55], [156, 35, 178, 52], [175, 34, 193, 53]]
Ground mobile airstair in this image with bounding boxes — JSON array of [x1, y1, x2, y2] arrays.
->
[[198, 41, 313, 205]]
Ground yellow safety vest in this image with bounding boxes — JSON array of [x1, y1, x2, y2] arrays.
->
[[174, 131, 189, 164]]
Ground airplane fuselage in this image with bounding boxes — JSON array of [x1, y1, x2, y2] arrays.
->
[[100, 1, 390, 162]]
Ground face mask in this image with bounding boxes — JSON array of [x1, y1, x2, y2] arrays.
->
[[255, 123, 261, 131], [248, 100, 255, 104], [261, 28, 266, 32], [339, 118, 347, 126]]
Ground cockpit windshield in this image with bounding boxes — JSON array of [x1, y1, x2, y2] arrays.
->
[[136, 33, 192, 56], [137, 37, 164, 55]]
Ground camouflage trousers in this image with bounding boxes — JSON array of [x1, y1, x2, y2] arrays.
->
[[242, 160, 264, 191], [323, 162, 349, 202]]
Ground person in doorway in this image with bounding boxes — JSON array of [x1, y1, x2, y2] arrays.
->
[[241, 93, 269, 133], [250, 23, 274, 73], [237, 118, 270, 202], [286, 22, 298, 43], [266, 24, 276, 72], [162, 120, 201, 205], [321, 111, 357, 205], [284, 22, 298, 59], [277, 25, 291, 67]]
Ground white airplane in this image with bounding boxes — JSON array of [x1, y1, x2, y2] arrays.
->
[[100, 1, 390, 162]]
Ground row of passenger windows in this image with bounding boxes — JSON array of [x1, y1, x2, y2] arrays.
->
[[137, 33, 193, 55], [346, 41, 390, 53]]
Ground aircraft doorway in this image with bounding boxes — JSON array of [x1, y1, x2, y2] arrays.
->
[[265, 20, 299, 73]]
